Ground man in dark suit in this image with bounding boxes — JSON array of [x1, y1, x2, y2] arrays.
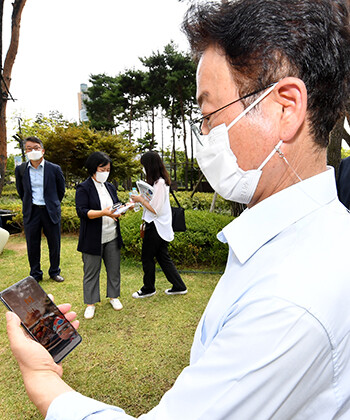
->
[[15, 136, 65, 282], [337, 156, 350, 209]]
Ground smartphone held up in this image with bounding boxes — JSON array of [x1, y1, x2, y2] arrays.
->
[[1, 276, 81, 363]]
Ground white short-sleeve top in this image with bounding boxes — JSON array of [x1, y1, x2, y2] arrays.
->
[[142, 178, 174, 242]]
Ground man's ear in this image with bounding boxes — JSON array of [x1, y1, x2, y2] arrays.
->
[[273, 77, 307, 142]]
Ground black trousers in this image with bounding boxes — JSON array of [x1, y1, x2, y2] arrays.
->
[[141, 222, 186, 293], [24, 205, 61, 280]]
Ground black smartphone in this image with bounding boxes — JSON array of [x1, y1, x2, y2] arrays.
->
[[0, 276, 82, 363]]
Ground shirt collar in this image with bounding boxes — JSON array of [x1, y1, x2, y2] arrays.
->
[[92, 176, 106, 189], [28, 158, 45, 169], [218, 167, 338, 264]]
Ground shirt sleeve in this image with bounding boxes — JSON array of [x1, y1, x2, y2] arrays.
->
[[46, 298, 333, 420], [46, 391, 135, 420], [149, 179, 166, 215]]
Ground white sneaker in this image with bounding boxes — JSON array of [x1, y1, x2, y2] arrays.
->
[[84, 305, 95, 319], [165, 288, 188, 295], [132, 289, 156, 299], [110, 298, 123, 311]]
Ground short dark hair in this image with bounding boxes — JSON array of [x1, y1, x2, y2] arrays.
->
[[85, 151, 112, 176], [24, 136, 44, 149], [140, 151, 170, 186], [182, 0, 350, 147]]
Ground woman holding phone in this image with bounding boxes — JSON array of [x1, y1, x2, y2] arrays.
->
[[131, 151, 187, 298], [75, 151, 124, 319]]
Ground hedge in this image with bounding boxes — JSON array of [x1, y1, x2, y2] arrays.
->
[[0, 186, 233, 268], [119, 209, 231, 268]]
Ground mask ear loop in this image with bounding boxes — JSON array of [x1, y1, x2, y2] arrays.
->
[[274, 142, 303, 182], [257, 140, 284, 171]]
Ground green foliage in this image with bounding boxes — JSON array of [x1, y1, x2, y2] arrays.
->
[[19, 111, 69, 138], [169, 190, 232, 214], [0, 182, 17, 197], [120, 209, 231, 268], [61, 206, 81, 233], [17, 119, 141, 186], [169, 211, 231, 267], [341, 148, 350, 159], [84, 74, 122, 132], [0, 187, 232, 268], [86, 43, 196, 153]]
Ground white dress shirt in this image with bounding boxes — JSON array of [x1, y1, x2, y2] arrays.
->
[[92, 178, 116, 244], [142, 178, 174, 242], [29, 159, 45, 206], [46, 167, 350, 419]]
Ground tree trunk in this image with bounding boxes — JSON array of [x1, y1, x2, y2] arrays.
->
[[210, 192, 218, 212], [0, 0, 27, 195]]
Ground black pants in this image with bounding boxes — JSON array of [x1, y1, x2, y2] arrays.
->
[[24, 205, 61, 280], [141, 222, 186, 294]]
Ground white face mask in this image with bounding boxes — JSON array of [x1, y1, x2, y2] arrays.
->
[[26, 149, 43, 161], [142, 167, 147, 175], [195, 84, 282, 204], [95, 171, 109, 183]]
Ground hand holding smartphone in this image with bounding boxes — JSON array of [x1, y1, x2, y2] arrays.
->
[[112, 202, 134, 215], [1, 277, 82, 363]]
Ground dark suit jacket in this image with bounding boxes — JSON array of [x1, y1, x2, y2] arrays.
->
[[15, 160, 65, 225], [337, 156, 350, 209], [75, 177, 123, 255]]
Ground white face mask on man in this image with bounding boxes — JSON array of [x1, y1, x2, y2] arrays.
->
[[195, 83, 283, 205], [26, 149, 43, 162]]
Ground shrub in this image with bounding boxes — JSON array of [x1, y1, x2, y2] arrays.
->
[[0, 187, 233, 268], [120, 209, 231, 269]]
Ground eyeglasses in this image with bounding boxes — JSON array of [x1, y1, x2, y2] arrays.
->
[[190, 83, 276, 141], [25, 146, 42, 152]]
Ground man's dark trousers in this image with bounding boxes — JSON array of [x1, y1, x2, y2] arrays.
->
[[25, 205, 61, 280], [15, 160, 65, 281]]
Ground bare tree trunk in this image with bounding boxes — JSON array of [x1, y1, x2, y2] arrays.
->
[[178, 92, 189, 190], [210, 192, 218, 213], [0, 0, 26, 195]]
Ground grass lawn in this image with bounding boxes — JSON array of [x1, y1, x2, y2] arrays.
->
[[0, 233, 221, 419]]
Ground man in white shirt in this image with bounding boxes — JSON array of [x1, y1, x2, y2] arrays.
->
[[6, 0, 350, 418]]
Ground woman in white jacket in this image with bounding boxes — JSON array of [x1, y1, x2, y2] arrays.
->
[[131, 151, 187, 298]]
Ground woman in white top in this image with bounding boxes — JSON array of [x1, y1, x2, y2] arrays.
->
[[75, 152, 124, 319], [131, 151, 187, 298]]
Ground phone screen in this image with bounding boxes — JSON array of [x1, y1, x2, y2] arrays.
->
[[0, 276, 82, 363]]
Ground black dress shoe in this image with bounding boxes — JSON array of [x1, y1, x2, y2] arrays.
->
[[51, 275, 64, 282], [34, 276, 43, 282]]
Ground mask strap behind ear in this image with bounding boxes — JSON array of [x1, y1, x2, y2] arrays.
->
[[257, 140, 283, 171], [274, 142, 303, 182]]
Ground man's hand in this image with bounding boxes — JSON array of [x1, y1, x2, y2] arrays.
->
[[6, 302, 78, 416]]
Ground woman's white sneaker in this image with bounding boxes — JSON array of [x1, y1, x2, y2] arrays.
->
[[84, 305, 96, 319], [110, 298, 123, 311]]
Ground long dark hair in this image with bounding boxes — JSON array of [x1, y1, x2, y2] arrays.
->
[[140, 151, 170, 186]]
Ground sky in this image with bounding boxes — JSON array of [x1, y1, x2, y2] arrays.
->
[[3, 0, 191, 154]]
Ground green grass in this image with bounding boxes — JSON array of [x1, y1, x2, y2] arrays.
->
[[0, 234, 221, 419]]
